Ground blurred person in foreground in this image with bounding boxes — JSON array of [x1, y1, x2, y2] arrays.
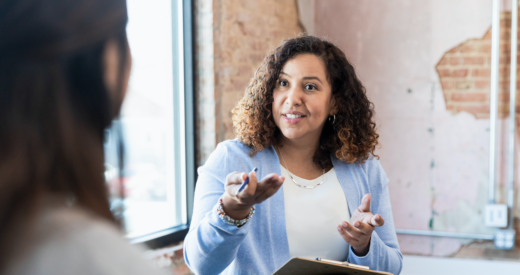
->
[[0, 0, 166, 274], [184, 36, 402, 275]]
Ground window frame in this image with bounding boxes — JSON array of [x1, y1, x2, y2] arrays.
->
[[128, 0, 196, 249]]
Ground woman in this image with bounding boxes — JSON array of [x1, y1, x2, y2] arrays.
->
[[184, 36, 402, 274], [0, 0, 165, 274]]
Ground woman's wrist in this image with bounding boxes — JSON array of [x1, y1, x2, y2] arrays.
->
[[352, 238, 371, 257], [221, 193, 254, 220], [217, 196, 255, 227]]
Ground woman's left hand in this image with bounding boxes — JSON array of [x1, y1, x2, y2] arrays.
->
[[337, 193, 385, 256]]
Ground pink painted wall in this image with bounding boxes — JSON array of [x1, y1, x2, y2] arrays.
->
[[314, 0, 520, 256]]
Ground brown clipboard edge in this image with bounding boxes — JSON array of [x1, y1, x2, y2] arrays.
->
[[271, 257, 394, 275]]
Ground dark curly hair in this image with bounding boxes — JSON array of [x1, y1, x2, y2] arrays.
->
[[232, 35, 379, 169]]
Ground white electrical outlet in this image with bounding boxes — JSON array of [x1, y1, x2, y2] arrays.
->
[[495, 229, 516, 250], [485, 204, 508, 227]]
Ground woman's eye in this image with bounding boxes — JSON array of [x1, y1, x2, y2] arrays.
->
[[279, 80, 288, 87], [305, 84, 316, 90]]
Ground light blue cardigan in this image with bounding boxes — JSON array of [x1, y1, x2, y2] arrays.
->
[[184, 140, 403, 275]]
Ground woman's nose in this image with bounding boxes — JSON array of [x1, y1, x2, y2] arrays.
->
[[285, 85, 303, 106]]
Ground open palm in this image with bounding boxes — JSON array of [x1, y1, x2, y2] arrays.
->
[[337, 194, 385, 256], [350, 194, 384, 226]]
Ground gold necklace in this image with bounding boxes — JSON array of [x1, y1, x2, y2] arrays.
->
[[277, 145, 326, 189]]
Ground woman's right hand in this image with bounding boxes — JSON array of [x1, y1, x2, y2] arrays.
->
[[221, 171, 284, 220]]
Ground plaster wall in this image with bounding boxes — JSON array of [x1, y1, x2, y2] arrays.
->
[[314, 0, 520, 256]]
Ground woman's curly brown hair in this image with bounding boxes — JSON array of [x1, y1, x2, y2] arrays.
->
[[232, 35, 379, 169]]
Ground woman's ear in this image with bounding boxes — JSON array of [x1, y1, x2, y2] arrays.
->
[[103, 39, 120, 96], [329, 95, 339, 116], [103, 38, 132, 115]]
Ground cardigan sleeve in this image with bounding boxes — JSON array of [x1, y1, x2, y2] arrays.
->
[[347, 158, 403, 275], [183, 142, 253, 274]]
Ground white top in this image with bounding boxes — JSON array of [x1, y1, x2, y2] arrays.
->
[[282, 166, 351, 261]]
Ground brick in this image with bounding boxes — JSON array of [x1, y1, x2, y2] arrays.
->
[[438, 69, 451, 77], [451, 93, 487, 102], [247, 53, 265, 64], [450, 57, 461, 65], [500, 55, 511, 64], [499, 67, 510, 76], [499, 93, 511, 102], [483, 30, 492, 40], [500, 30, 511, 39], [231, 78, 250, 91], [460, 45, 476, 53], [455, 246, 485, 258], [455, 81, 472, 89], [463, 56, 485, 65], [238, 65, 253, 77], [499, 80, 510, 89], [498, 105, 510, 117], [457, 105, 490, 115], [475, 80, 490, 89], [500, 17, 511, 27], [453, 69, 469, 77], [441, 80, 455, 90], [479, 44, 492, 53], [475, 113, 491, 119], [472, 68, 491, 77], [248, 40, 264, 51], [500, 42, 511, 52]]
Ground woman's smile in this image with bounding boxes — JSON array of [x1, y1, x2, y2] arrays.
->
[[282, 111, 307, 124]]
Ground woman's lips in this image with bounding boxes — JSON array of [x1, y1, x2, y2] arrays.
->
[[282, 114, 305, 124]]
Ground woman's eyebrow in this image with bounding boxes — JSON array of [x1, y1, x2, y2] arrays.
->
[[280, 72, 323, 84], [303, 76, 323, 84]]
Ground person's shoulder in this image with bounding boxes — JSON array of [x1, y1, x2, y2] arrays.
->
[[213, 139, 263, 159], [358, 153, 383, 171], [333, 153, 381, 170], [217, 139, 251, 152], [9, 205, 166, 275], [359, 154, 388, 187], [334, 153, 387, 185]]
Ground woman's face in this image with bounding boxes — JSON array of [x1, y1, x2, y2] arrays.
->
[[272, 54, 335, 143]]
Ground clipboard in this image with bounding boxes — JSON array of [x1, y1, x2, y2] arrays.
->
[[272, 257, 394, 275]]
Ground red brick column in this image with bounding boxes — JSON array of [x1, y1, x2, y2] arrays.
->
[[195, 0, 302, 166]]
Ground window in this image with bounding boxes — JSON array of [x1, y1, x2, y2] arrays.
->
[[104, 0, 194, 247]]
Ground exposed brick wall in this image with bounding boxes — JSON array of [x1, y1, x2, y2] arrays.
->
[[195, 0, 302, 166], [213, 0, 302, 141], [436, 10, 520, 123]]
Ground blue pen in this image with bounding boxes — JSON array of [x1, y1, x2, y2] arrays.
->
[[235, 167, 258, 196]]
